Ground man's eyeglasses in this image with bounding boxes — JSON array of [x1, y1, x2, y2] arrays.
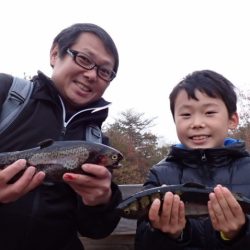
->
[[67, 49, 116, 82]]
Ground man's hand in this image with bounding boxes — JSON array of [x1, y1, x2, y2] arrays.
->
[[63, 163, 112, 206], [0, 159, 45, 203]]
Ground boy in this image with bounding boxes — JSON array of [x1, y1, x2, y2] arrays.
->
[[135, 70, 250, 249]]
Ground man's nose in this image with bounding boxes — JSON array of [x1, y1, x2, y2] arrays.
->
[[82, 66, 98, 80]]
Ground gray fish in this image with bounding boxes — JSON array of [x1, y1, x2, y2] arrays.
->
[[117, 182, 250, 219], [0, 139, 123, 182]]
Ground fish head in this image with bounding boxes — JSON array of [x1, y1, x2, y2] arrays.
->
[[89, 144, 124, 169], [117, 199, 144, 219], [116, 193, 153, 220]]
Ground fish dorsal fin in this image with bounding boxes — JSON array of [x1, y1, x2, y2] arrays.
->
[[182, 182, 206, 189], [38, 139, 54, 148]]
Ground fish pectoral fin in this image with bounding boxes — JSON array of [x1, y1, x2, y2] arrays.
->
[[37, 139, 54, 148]]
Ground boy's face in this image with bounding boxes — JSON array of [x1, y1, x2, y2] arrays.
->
[[173, 89, 239, 149]]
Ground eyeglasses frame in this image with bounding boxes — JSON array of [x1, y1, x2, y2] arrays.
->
[[66, 48, 116, 82]]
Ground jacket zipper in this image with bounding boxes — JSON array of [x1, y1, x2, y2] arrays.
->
[[201, 151, 207, 162], [200, 150, 211, 179]]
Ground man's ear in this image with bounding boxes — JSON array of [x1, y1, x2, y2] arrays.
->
[[229, 112, 239, 129], [50, 44, 59, 68]]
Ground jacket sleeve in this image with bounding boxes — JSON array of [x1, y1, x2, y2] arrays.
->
[[187, 216, 250, 249], [76, 181, 122, 238], [215, 215, 250, 249], [0, 73, 13, 106]]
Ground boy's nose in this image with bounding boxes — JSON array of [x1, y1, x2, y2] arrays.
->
[[190, 117, 205, 129]]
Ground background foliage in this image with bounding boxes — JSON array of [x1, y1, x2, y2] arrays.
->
[[104, 109, 171, 184]]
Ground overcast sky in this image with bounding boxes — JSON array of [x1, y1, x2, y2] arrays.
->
[[1, 0, 250, 144]]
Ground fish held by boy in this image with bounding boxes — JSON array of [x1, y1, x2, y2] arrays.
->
[[0, 139, 123, 183], [117, 182, 250, 219]]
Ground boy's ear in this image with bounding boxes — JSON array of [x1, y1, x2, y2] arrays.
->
[[229, 112, 239, 129]]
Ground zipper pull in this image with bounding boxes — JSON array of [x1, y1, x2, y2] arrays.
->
[[201, 152, 207, 161], [61, 126, 66, 136]]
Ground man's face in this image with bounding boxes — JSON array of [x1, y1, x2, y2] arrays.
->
[[50, 32, 115, 110], [173, 89, 238, 149]]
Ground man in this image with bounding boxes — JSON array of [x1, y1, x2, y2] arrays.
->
[[0, 23, 121, 250]]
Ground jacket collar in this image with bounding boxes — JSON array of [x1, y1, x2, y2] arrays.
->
[[166, 139, 249, 168]]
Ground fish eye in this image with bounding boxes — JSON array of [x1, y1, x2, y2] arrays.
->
[[124, 208, 130, 214], [111, 154, 118, 160]]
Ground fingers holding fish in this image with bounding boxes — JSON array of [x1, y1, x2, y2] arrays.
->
[[0, 159, 26, 184], [0, 159, 45, 203], [148, 197, 161, 222], [210, 185, 245, 222], [208, 194, 220, 228], [219, 186, 245, 220], [63, 163, 112, 206], [209, 187, 227, 222], [149, 192, 186, 238], [148, 192, 175, 224], [162, 192, 186, 237], [208, 185, 246, 240], [82, 163, 112, 178], [63, 163, 112, 184], [161, 192, 179, 225]]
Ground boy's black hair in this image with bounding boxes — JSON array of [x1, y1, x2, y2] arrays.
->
[[169, 70, 237, 119], [51, 23, 119, 74]]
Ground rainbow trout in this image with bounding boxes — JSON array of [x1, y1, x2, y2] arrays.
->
[[117, 182, 250, 219], [0, 139, 123, 182]]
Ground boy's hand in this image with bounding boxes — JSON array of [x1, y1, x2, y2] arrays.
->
[[208, 185, 246, 240], [148, 191, 186, 239]]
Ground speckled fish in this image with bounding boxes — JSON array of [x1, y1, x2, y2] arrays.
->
[[117, 182, 250, 219], [0, 139, 123, 182]]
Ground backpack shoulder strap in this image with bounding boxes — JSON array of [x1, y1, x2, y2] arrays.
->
[[85, 124, 102, 143], [0, 77, 34, 134], [0, 77, 102, 143]]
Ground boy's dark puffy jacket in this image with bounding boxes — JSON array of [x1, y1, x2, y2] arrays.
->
[[0, 72, 122, 250], [135, 139, 250, 250]]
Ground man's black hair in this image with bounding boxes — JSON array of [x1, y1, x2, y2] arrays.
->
[[51, 23, 119, 74]]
